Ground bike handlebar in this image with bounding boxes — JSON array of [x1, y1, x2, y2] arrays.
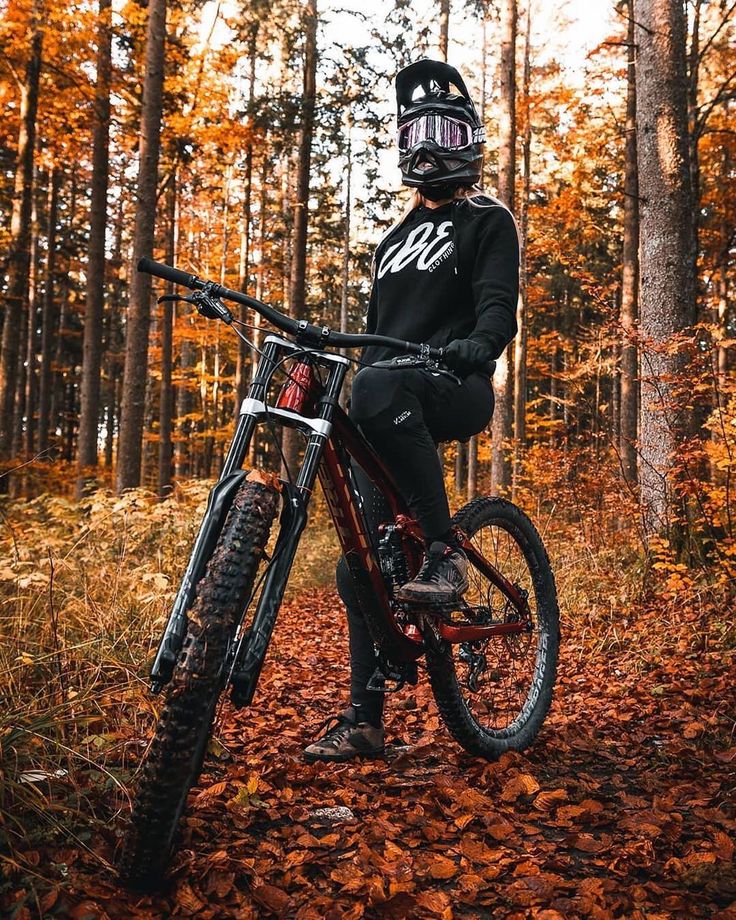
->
[[139, 258, 200, 290], [138, 257, 444, 360]]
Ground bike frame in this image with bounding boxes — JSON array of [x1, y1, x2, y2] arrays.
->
[[149, 332, 532, 702]]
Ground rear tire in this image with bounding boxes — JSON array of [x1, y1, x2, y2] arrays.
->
[[117, 474, 279, 889], [426, 498, 559, 760]]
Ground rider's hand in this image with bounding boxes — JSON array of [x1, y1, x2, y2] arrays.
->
[[442, 339, 492, 378]]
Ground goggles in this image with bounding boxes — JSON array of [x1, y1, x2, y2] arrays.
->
[[397, 114, 484, 151]]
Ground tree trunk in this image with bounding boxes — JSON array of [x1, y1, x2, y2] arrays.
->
[[175, 332, 193, 478], [235, 23, 258, 412], [687, 0, 702, 298], [439, 0, 449, 61], [339, 117, 352, 408], [247, 157, 269, 467], [23, 181, 41, 458], [104, 195, 125, 472], [620, 1, 640, 486], [37, 168, 60, 456], [454, 441, 466, 494], [0, 5, 42, 464], [466, 435, 477, 500], [634, 0, 695, 533], [549, 345, 559, 442], [512, 0, 531, 500], [115, 0, 166, 492], [50, 177, 73, 445], [12, 283, 28, 463], [340, 121, 352, 339], [716, 138, 730, 400], [20, 179, 40, 463], [158, 172, 176, 499], [468, 14, 490, 491], [76, 0, 112, 497], [490, 0, 516, 495], [282, 0, 317, 477]]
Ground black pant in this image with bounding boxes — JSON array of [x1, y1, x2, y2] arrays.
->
[[336, 365, 494, 722]]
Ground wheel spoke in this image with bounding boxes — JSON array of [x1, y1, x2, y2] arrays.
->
[[455, 519, 543, 733]]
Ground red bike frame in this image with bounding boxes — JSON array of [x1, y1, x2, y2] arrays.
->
[[292, 361, 533, 652]]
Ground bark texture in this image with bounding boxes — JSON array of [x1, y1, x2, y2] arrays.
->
[[0, 6, 42, 461], [634, 0, 696, 532], [158, 173, 176, 499], [490, 0, 517, 494], [512, 0, 531, 499], [620, 1, 640, 486], [116, 0, 166, 492], [439, 0, 449, 61], [282, 0, 317, 476], [76, 0, 112, 496], [235, 24, 258, 412]]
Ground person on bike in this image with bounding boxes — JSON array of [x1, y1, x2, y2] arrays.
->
[[304, 58, 519, 762]]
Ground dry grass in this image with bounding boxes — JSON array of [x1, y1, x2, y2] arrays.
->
[[0, 474, 730, 896]]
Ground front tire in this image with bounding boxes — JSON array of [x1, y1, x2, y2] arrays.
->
[[426, 498, 559, 760], [117, 474, 279, 889]]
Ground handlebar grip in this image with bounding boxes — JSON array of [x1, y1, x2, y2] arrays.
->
[[138, 257, 199, 289]]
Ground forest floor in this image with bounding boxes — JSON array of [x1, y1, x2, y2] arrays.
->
[[5, 589, 735, 920], [1, 486, 734, 919]]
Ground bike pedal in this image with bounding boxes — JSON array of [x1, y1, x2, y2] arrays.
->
[[366, 661, 418, 693]]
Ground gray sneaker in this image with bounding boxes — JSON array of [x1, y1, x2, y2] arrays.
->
[[303, 707, 385, 763], [395, 541, 469, 606]]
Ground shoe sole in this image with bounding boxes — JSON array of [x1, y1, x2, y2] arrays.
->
[[303, 748, 385, 764], [395, 586, 468, 606]]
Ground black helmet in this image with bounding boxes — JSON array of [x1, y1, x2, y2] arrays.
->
[[395, 59, 485, 197]]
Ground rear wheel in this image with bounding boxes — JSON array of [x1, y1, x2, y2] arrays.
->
[[425, 498, 559, 760], [117, 473, 279, 889]]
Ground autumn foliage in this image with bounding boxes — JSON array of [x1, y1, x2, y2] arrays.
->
[[1, 0, 735, 915], [1, 486, 734, 917]]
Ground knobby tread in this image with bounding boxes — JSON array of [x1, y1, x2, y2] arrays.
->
[[117, 477, 279, 890], [426, 497, 559, 760]]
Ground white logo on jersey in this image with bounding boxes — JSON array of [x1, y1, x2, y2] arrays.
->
[[377, 220, 454, 278]]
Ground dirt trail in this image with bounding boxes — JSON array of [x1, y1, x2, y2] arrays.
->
[[17, 592, 736, 918]]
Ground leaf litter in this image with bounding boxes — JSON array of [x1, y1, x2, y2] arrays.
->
[[2, 589, 734, 919]]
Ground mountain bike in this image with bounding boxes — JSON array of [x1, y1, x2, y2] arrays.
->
[[117, 257, 560, 889]]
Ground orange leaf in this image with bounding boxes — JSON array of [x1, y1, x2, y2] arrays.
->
[[501, 772, 540, 801], [428, 854, 458, 879], [175, 883, 205, 914], [196, 780, 228, 802], [251, 882, 292, 914], [533, 789, 568, 811]]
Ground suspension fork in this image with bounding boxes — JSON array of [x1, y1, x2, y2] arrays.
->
[[149, 343, 282, 691], [150, 337, 301, 692], [228, 345, 350, 707]]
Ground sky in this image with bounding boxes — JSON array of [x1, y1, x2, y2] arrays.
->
[[198, 0, 617, 76], [192, 0, 619, 235]]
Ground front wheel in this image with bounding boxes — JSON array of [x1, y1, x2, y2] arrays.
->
[[117, 472, 279, 889], [426, 498, 559, 760]]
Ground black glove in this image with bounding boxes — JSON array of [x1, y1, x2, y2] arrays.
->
[[442, 339, 492, 378]]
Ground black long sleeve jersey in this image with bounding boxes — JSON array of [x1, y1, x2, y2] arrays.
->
[[360, 195, 520, 370]]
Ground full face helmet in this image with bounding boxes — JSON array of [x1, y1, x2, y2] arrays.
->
[[396, 58, 485, 199]]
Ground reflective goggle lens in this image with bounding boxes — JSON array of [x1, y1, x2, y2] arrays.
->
[[398, 115, 473, 151]]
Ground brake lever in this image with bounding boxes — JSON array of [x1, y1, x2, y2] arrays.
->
[[156, 289, 233, 325], [428, 365, 463, 386], [371, 353, 462, 385]]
